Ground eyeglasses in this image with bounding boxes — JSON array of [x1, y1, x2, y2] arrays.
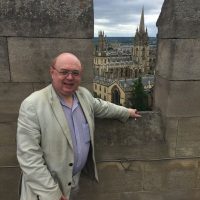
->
[[52, 66, 80, 77]]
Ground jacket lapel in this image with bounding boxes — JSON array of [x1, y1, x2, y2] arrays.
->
[[76, 89, 94, 143], [48, 85, 73, 148]]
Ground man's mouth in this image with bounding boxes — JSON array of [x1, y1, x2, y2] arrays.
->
[[63, 82, 74, 87]]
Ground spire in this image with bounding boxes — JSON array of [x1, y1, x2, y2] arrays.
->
[[139, 6, 145, 33]]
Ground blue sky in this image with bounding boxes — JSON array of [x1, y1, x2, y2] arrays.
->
[[94, 0, 165, 37]]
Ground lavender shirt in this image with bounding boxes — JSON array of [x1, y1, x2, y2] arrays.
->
[[60, 95, 90, 175]]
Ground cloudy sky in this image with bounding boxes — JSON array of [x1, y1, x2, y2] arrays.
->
[[94, 0, 165, 37]]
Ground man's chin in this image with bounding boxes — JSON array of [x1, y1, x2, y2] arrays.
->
[[62, 88, 76, 96]]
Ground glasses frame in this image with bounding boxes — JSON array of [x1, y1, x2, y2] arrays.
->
[[52, 66, 81, 77]]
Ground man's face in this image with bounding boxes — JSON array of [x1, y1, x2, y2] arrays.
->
[[50, 54, 82, 97]]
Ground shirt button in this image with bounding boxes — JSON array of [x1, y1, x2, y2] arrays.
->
[[69, 163, 73, 166], [68, 182, 71, 186]]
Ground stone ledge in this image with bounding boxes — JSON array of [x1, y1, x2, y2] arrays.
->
[[95, 111, 166, 160], [157, 0, 200, 38]]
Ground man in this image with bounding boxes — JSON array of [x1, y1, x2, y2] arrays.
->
[[17, 52, 141, 200]]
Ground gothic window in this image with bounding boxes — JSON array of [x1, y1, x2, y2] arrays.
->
[[111, 86, 121, 105]]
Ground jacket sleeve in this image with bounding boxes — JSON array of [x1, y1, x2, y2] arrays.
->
[[80, 87, 130, 122], [17, 99, 62, 200], [93, 97, 130, 122]]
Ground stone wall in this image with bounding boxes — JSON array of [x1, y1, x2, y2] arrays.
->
[[153, 0, 200, 199], [0, 0, 93, 199], [155, 0, 200, 159]]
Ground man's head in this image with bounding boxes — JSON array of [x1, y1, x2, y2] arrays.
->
[[50, 52, 82, 97]]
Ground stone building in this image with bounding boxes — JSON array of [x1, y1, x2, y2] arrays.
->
[[133, 6, 150, 73], [93, 75, 154, 106], [93, 8, 153, 106]]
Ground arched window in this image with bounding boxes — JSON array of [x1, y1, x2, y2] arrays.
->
[[111, 86, 121, 105]]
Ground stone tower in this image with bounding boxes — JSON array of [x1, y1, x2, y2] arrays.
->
[[133, 7, 150, 73], [98, 31, 107, 52]]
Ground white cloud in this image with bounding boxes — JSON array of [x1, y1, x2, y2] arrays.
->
[[95, 18, 110, 24], [94, 0, 165, 37]]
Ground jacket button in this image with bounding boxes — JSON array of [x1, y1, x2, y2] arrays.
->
[[68, 182, 71, 186], [69, 163, 73, 166]]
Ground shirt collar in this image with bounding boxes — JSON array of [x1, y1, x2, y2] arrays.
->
[[59, 94, 79, 110]]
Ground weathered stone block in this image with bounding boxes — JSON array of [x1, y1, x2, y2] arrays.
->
[[32, 82, 51, 92], [0, 122, 18, 166], [8, 37, 93, 83], [0, 0, 93, 38], [176, 117, 200, 157], [153, 75, 169, 115], [154, 76, 200, 117], [156, 39, 200, 80], [0, 167, 21, 200], [167, 81, 200, 117], [157, 0, 200, 38], [95, 112, 164, 146], [95, 112, 167, 160], [164, 117, 179, 157], [0, 37, 10, 82], [196, 160, 200, 189], [77, 192, 120, 200], [143, 160, 198, 191], [121, 189, 200, 200], [0, 145, 18, 166], [0, 83, 33, 122], [78, 162, 143, 195], [0, 123, 18, 166], [0, 122, 16, 146]]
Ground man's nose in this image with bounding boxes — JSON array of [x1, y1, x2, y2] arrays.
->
[[66, 73, 74, 79]]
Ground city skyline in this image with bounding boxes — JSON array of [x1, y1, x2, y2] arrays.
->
[[94, 0, 165, 37]]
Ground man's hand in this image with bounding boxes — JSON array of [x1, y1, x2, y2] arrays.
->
[[128, 109, 141, 119], [60, 195, 68, 200]]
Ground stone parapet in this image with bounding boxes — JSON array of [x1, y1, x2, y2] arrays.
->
[[0, 0, 93, 38], [77, 157, 200, 200], [154, 76, 200, 117], [0, 1, 94, 199], [7, 37, 93, 83], [157, 0, 200, 38], [95, 112, 165, 160], [156, 39, 200, 80]]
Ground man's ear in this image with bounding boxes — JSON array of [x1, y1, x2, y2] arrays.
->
[[49, 67, 54, 75]]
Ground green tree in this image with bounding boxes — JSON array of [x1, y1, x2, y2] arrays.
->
[[131, 77, 149, 111]]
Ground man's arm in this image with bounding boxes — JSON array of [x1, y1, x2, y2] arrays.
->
[[17, 100, 62, 200], [92, 97, 141, 121]]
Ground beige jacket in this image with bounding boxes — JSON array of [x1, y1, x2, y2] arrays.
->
[[17, 84, 130, 200]]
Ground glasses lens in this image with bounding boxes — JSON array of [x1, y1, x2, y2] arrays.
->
[[53, 67, 80, 77], [72, 70, 80, 76]]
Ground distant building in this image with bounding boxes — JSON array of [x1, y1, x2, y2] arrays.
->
[[133, 7, 150, 73], [93, 7, 155, 108], [93, 75, 154, 107]]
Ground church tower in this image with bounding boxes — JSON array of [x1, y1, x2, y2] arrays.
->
[[96, 30, 108, 56], [133, 7, 150, 73]]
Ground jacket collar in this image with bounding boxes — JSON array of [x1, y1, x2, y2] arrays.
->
[[75, 88, 94, 143], [48, 84, 73, 148]]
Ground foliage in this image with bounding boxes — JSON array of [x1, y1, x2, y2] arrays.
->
[[131, 76, 150, 111]]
